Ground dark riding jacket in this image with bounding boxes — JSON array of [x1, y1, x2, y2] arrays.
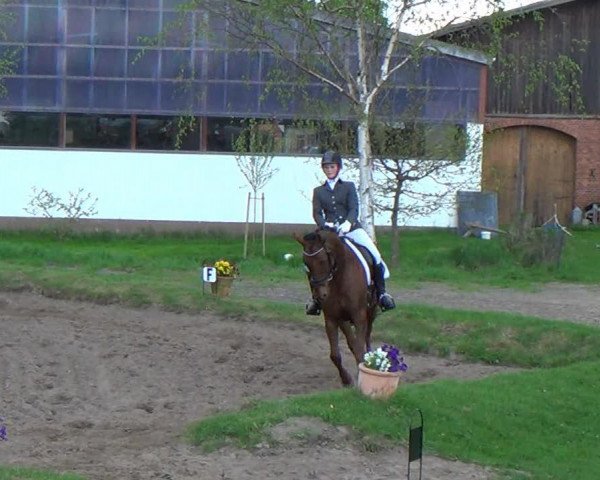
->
[[312, 179, 362, 231]]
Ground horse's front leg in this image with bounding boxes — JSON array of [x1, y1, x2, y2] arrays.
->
[[325, 316, 353, 386], [342, 308, 368, 364]]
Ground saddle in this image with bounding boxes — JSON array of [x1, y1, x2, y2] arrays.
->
[[341, 237, 375, 286]]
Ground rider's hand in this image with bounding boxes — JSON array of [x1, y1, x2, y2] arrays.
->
[[324, 222, 335, 230], [338, 220, 352, 233]]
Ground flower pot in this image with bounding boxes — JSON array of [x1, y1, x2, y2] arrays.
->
[[357, 362, 401, 399], [210, 276, 234, 297]]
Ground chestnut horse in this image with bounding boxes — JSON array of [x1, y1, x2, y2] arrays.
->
[[294, 228, 378, 385]]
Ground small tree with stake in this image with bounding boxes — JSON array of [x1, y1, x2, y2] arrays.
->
[[233, 119, 280, 258]]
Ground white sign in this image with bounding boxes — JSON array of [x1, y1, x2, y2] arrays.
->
[[202, 266, 217, 283]]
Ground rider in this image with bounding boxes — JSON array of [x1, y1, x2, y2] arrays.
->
[[305, 150, 396, 315]]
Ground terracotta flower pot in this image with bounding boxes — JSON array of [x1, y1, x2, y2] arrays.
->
[[210, 275, 234, 297], [357, 362, 401, 399]]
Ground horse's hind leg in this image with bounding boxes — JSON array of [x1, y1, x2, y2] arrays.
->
[[325, 317, 353, 386]]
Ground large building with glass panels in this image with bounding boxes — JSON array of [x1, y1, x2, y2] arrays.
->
[[0, 0, 489, 227]]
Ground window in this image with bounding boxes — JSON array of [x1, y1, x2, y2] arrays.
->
[[136, 115, 199, 151], [370, 121, 466, 160], [0, 112, 59, 147], [66, 114, 130, 149]]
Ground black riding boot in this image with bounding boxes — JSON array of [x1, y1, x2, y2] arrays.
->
[[373, 263, 396, 312], [306, 297, 322, 315]]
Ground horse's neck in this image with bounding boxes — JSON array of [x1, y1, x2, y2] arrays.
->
[[331, 238, 354, 272]]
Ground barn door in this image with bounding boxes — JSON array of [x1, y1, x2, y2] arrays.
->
[[483, 126, 575, 226]]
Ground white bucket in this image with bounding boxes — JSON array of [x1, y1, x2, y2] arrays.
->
[[481, 231, 492, 240]]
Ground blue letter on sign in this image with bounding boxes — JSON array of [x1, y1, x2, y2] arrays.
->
[[202, 266, 217, 283]]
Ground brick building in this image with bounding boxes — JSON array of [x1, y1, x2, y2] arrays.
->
[[438, 0, 600, 225]]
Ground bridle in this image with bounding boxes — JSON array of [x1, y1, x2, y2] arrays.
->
[[303, 245, 337, 287]]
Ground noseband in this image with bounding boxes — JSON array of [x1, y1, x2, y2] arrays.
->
[[303, 245, 337, 287]]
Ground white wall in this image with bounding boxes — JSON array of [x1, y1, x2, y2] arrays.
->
[[0, 123, 482, 227]]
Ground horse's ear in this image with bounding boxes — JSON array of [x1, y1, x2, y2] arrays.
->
[[292, 232, 304, 245]]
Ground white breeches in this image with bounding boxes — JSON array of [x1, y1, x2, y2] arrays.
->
[[344, 228, 390, 279]]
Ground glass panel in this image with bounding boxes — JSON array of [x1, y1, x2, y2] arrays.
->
[[92, 80, 125, 109], [4, 6, 25, 42], [26, 78, 58, 107], [127, 49, 159, 79], [126, 81, 158, 110], [27, 0, 58, 5], [78, 0, 128, 7], [162, 11, 193, 47], [66, 7, 92, 44], [136, 115, 199, 151], [160, 50, 192, 79], [227, 51, 259, 81], [165, 0, 190, 8], [66, 47, 91, 76], [27, 7, 59, 43], [0, 112, 59, 147], [65, 79, 91, 108], [0, 78, 24, 107], [95, 9, 126, 45], [205, 83, 225, 112], [424, 90, 459, 121], [160, 81, 193, 111], [128, 10, 159, 46], [129, 0, 159, 7], [66, 114, 130, 148], [27, 46, 57, 75], [205, 51, 225, 80], [94, 48, 125, 77], [259, 87, 297, 115], [199, 13, 225, 48], [226, 83, 258, 114]]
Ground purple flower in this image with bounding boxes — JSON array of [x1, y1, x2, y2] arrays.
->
[[382, 344, 408, 373], [0, 419, 7, 441]]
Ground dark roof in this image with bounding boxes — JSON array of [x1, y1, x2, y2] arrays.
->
[[433, 0, 580, 36]]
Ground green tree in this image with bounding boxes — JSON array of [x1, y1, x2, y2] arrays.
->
[[175, 0, 506, 239], [0, 0, 17, 98]]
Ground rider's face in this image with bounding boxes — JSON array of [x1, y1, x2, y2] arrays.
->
[[322, 164, 340, 179]]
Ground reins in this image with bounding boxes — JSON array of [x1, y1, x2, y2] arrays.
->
[[303, 245, 337, 287]]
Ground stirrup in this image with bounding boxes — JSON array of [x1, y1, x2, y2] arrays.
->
[[306, 299, 321, 316], [378, 293, 396, 312]]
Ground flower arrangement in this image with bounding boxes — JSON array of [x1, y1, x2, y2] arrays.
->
[[363, 344, 408, 373], [0, 417, 7, 441], [213, 259, 237, 277]]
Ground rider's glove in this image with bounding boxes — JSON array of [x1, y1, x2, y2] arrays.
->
[[338, 220, 352, 234], [324, 222, 335, 229]]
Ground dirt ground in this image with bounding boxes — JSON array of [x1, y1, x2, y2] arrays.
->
[[1, 281, 599, 480]]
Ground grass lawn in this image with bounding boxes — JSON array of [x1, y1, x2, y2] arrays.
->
[[1, 227, 599, 479]]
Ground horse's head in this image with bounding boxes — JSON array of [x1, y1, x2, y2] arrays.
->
[[294, 229, 341, 303]]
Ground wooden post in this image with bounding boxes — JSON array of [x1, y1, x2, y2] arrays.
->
[[261, 192, 266, 256], [517, 127, 528, 215], [243, 192, 251, 259]]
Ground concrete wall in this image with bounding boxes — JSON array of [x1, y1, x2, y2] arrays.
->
[[0, 124, 483, 230]]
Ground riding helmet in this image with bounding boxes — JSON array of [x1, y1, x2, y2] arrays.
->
[[321, 150, 342, 169]]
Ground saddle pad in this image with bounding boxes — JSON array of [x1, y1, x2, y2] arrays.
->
[[342, 238, 371, 286]]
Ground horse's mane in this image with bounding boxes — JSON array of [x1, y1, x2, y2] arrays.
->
[[317, 229, 347, 258]]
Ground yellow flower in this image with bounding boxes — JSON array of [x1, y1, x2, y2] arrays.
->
[[214, 259, 235, 277]]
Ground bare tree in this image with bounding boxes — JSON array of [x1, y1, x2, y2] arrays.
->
[[362, 120, 482, 264], [233, 118, 280, 222]]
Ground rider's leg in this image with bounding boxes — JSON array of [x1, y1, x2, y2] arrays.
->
[[373, 262, 396, 311], [345, 228, 395, 311]]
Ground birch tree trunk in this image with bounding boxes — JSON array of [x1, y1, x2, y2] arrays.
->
[[357, 119, 376, 240]]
